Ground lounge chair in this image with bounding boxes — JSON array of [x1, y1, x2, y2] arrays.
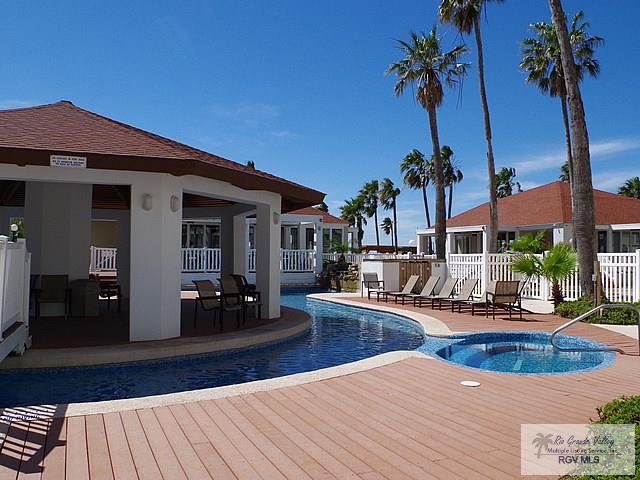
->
[[393, 276, 439, 306], [34, 275, 71, 320], [193, 280, 221, 328], [413, 277, 457, 308], [486, 280, 523, 319], [218, 277, 248, 330], [435, 278, 479, 311], [361, 272, 385, 300], [376, 275, 420, 303], [455, 280, 496, 316]]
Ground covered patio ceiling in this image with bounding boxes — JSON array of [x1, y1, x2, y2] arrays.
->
[[0, 180, 236, 210]]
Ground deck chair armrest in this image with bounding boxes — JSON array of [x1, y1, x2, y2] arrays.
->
[[197, 295, 219, 301]]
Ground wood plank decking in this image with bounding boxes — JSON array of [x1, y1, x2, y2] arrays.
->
[[1, 300, 638, 479]]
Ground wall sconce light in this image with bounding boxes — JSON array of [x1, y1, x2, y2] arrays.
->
[[170, 195, 180, 213], [10, 223, 18, 242], [273, 212, 280, 225], [142, 193, 153, 211]]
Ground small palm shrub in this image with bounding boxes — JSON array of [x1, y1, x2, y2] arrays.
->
[[511, 243, 577, 306]]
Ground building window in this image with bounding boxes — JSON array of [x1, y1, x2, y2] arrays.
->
[[305, 228, 315, 250], [323, 228, 331, 253], [332, 229, 343, 248], [290, 227, 299, 250], [182, 223, 220, 248], [249, 225, 255, 250]]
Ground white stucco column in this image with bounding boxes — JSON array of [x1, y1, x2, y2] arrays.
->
[[24, 182, 92, 279], [256, 202, 281, 319], [129, 175, 182, 341], [233, 214, 247, 275], [220, 213, 234, 278], [315, 223, 324, 273]]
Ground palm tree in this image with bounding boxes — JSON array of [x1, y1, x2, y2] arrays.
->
[[386, 28, 467, 258], [495, 167, 521, 198], [380, 217, 394, 245], [400, 149, 432, 228], [559, 161, 570, 182], [548, 0, 596, 298], [511, 243, 577, 306], [340, 196, 366, 248], [532, 433, 554, 459], [439, 0, 502, 254], [520, 11, 602, 191], [441, 145, 463, 218], [246, 160, 256, 169], [619, 177, 640, 199], [360, 180, 381, 246], [379, 178, 401, 253]]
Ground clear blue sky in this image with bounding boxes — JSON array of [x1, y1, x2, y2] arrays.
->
[[1, 1, 638, 245]]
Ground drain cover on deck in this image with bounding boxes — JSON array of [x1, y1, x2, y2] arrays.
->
[[460, 380, 481, 387]]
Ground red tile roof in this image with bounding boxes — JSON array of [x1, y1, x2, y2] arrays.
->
[[286, 206, 349, 224], [0, 101, 324, 211], [447, 181, 640, 228]]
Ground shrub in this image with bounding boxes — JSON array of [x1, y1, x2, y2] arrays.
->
[[566, 396, 639, 479], [555, 298, 640, 325]]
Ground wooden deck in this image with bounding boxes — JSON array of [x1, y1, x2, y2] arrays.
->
[[1, 299, 639, 479]]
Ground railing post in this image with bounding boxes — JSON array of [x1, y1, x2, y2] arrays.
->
[[481, 251, 489, 294], [635, 249, 640, 303]]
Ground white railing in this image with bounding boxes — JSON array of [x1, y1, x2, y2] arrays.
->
[[0, 237, 30, 339], [322, 252, 435, 263], [181, 248, 221, 273], [281, 249, 315, 272], [248, 249, 256, 273], [446, 250, 640, 302], [89, 246, 117, 273]]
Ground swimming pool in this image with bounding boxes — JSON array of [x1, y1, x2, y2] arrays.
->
[[0, 290, 425, 407], [419, 331, 615, 375]]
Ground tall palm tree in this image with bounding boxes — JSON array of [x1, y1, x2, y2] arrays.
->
[[400, 149, 432, 228], [548, 0, 596, 298], [495, 167, 521, 198], [340, 196, 367, 248], [520, 11, 603, 190], [619, 177, 640, 199], [386, 28, 467, 258], [315, 201, 329, 212], [379, 178, 401, 253], [380, 217, 394, 245], [360, 180, 381, 246], [441, 145, 463, 218], [439, 0, 503, 254]]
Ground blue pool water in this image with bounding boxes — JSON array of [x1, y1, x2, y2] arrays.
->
[[0, 290, 425, 407], [419, 331, 615, 375]]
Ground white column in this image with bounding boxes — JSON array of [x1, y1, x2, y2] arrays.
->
[[315, 223, 324, 273], [233, 213, 247, 275], [256, 202, 281, 319], [220, 213, 234, 278], [24, 182, 92, 280], [129, 175, 182, 341]]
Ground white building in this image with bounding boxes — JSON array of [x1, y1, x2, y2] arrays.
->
[[0, 101, 324, 345], [417, 181, 640, 256]]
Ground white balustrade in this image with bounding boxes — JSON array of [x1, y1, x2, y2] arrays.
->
[[89, 246, 118, 273], [0, 237, 30, 339], [181, 248, 221, 273], [281, 249, 315, 272]]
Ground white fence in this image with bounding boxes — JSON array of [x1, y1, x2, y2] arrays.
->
[[448, 251, 640, 302], [322, 252, 435, 263], [89, 246, 117, 273], [281, 249, 315, 272], [0, 237, 30, 341], [181, 248, 221, 273]]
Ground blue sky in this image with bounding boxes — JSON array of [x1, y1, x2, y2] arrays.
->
[[1, 1, 639, 245]]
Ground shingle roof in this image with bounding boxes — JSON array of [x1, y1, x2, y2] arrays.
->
[[447, 181, 640, 228], [0, 101, 324, 211], [287, 207, 349, 224]]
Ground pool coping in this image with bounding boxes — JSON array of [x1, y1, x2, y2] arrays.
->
[[0, 294, 434, 417]]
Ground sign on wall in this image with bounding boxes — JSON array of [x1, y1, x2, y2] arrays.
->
[[50, 155, 87, 168]]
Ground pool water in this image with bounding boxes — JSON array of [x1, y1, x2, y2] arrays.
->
[[421, 332, 614, 375], [0, 290, 425, 407]]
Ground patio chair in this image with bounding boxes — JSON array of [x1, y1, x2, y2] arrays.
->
[[486, 280, 523, 320], [376, 274, 420, 303], [219, 276, 261, 328], [193, 280, 221, 328], [231, 274, 258, 299], [455, 280, 497, 316], [361, 272, 385, 300], [435, 278, 479, 311], [34, 275, 71, 320], [413, 277, 457, 308], [392, 276, 438, 306], [92, 274, 122, 312]]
